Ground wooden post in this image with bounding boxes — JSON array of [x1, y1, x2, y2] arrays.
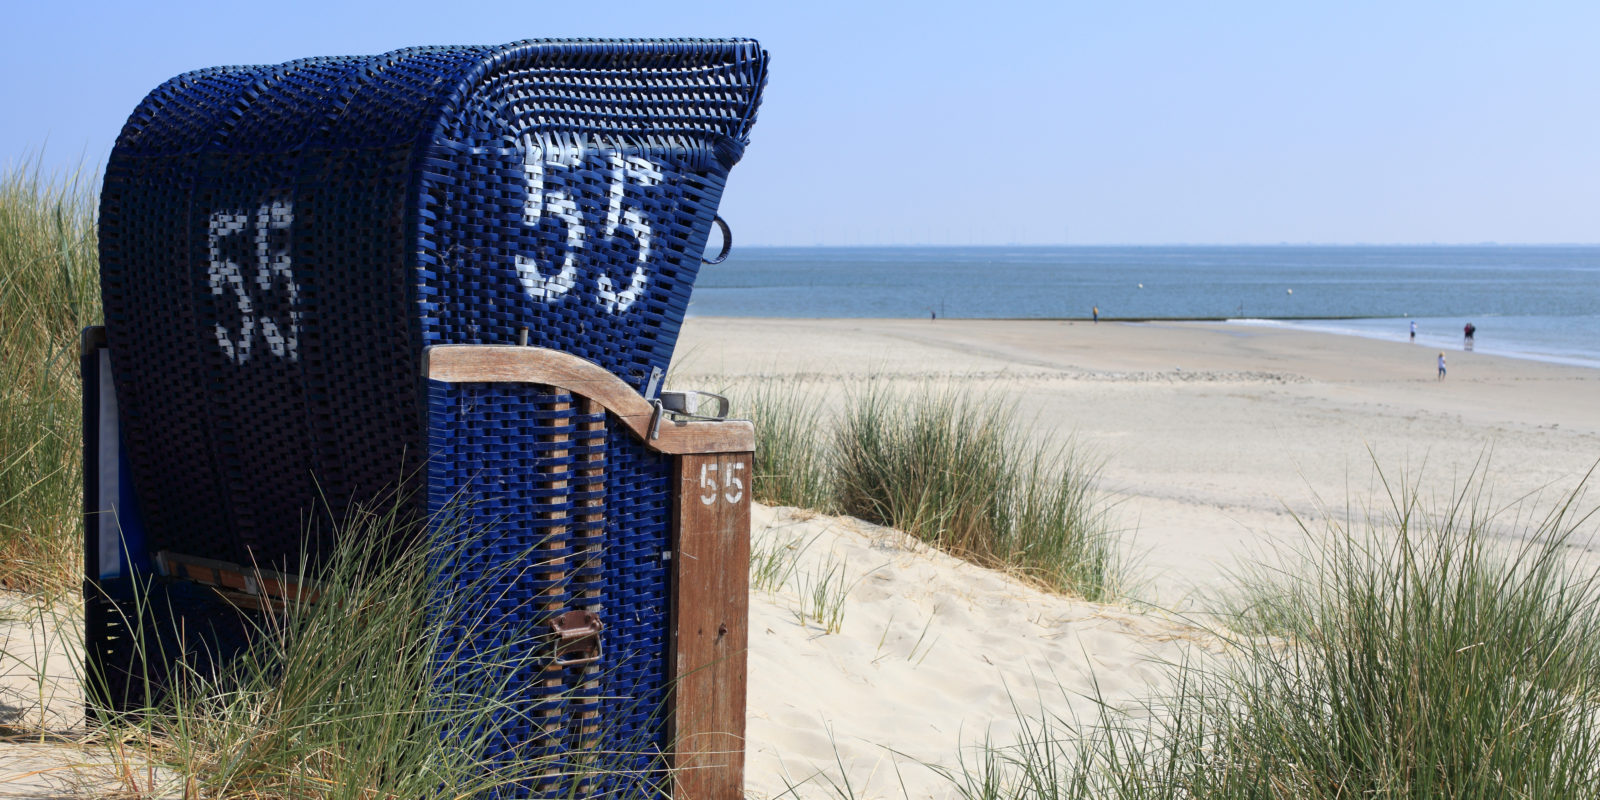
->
[[671, 452, 752, 800]]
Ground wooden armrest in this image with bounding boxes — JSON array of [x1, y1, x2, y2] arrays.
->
[[424, 345, 753, 454]]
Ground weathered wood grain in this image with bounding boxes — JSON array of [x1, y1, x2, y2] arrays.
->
[[424, 345, 754, 454], [670, 452, 752, 800]]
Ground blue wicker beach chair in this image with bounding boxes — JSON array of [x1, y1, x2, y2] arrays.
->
[[88, 38, 767, 798]]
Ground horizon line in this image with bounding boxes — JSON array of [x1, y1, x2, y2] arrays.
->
[[731, 241, 1600, 249]]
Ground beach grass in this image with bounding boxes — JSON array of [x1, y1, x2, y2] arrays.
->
[[84, 496, 627, 799], [791, 551, 868, 635], [831, 384, 1121, 602], [731, 379, 1124, 602], [750, 527, 815, 595], [0, 162, 100, 595], [914, 467, 1600, 799], [1193, 466, 1600, 797], [735, 376, 834, 511]]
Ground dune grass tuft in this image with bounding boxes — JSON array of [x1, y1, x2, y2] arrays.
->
[[0, 161, 100, 595], [915, 466, 1600, 799], [91, 496, 616, 799], [729, 378, 1124, 602], [831, 384, 1121, 602], [1183, 465, 1600, 798], [750, 527, 815, 595], [735, 376, 834, 512]]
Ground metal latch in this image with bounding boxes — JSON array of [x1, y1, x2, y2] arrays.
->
[[659, 390, 731, 420], [649, 389, 732, 440], [552, 609, 604, 666]]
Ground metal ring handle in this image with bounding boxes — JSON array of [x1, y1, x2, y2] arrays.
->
[[701, 215, 733, 265]]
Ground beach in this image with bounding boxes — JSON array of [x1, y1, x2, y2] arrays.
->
[[5, 318, 1598, 797], [668, 317, 1600, 798], [676, 317, 1600, 599]]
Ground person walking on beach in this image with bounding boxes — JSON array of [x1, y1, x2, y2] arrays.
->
[[1438, 352, 1447, 380], [1410, 320, 1417, 342], [1093, 306, 1099, 324], [1464, 322, 1475, 351]]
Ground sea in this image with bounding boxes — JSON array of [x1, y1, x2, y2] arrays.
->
[[690, 246, 1600, 370]]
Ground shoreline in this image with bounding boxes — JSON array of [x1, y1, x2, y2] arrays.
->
[[674, 316, 1600, 604], [684, 313, 1600, 371]]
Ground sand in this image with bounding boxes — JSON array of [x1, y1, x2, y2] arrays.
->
[[0, 595, 110, 798], [675, 318, 1600, 602], [666, 317, 1600, 798], [4, 319, 1598, 797], [739, 505, 1212, 799]]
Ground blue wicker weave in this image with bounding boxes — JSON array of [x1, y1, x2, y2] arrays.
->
[[427, 380, 675, 796], [99, 38, 766, 568], [90, 39, 767, 789]]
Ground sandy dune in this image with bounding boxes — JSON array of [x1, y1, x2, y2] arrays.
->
[[669, 317, 1600, 797], [741, 504, 1213, 800]]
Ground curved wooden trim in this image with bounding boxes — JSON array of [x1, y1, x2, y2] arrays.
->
[[424, 345, 754, 455]]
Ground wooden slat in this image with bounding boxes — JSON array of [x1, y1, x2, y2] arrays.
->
[[152, 551, 319, 605], [424, 345, 754, 454], [570, 396, 605, 789], [535, 392, 572, 787], [670, 452, 752, 800]]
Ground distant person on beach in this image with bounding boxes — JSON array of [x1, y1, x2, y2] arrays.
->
[[1093, 306, 1099, 324], [1464, 322, 1475, 350], [1410, 320, 1417, 342], [930, 310, 936, 321], [1438, 352, 1447, 380]]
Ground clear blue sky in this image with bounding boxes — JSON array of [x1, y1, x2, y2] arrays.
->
[[4, 1, 1596, 245]]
